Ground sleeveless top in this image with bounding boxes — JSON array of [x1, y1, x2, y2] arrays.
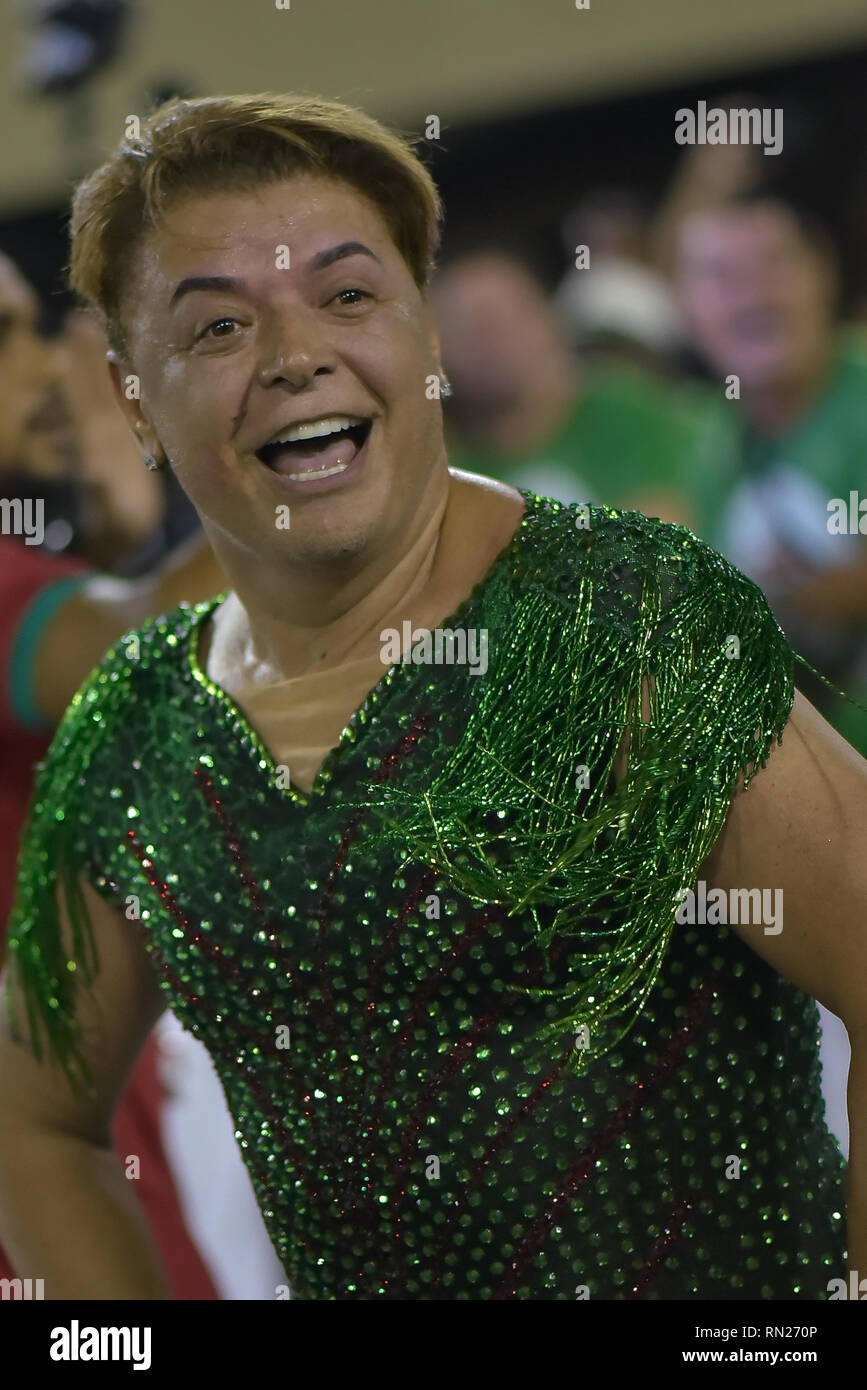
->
[[5, 490, 847, 1299]]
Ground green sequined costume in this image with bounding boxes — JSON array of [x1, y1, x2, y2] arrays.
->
[[5, 492, 848, 1299]]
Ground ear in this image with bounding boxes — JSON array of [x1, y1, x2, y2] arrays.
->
[[106, 351, 163, 461]]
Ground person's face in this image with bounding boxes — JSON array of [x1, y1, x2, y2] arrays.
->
[[433, 262, 565, 408], [677, 207, 835, 391], [112, 174, 445, 571], [0, 255, 73, 476]]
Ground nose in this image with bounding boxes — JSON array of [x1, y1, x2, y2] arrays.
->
[[256, 310, 336, 389]]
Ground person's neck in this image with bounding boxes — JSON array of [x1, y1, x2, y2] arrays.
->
[[207, 466, 456, 685], [740, 342, 836, 436], [469, 359, 577, 455]]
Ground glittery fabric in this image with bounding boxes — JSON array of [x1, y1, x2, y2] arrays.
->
[[5, 492, 847, 1298]]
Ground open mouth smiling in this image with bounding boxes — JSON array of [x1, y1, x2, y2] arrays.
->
[[255, 414, 373, 481]]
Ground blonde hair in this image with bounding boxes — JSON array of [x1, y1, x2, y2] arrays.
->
[[69, 92, 443, 354]]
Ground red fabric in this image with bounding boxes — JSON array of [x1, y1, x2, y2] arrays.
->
[[0, 535, 218, 1298], [0, 536, 89, 930]]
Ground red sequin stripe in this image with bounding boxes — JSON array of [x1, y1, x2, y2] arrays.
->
[[309, 713, 434, 1139], [330, 903, 510, 1286], [193, 765, 298, 981], [137, 910, 321, 1207], [491, 982, 713, 1298], [340, 867, 436, 1115], [310, 714, 434, 1015], [385, 1004, 525, 1250], [102, 872, 297, 1221], [628, 1194, 693, 1299], [360, 903, 503, 1174], [191, 770, 341, 1140], [125, 828, 321, 1146], [125, 829, 282, 1051], [375, 937, 573, 1289], [426, 1039, 577, 1291]]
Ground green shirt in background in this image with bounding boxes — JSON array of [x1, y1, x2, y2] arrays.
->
[[687, 329, 867, 551], [683, 330, 867, 756], [445, 363, 712, 526]]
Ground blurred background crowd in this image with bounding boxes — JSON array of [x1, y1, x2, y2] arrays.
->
[[1, 0, 866, 1298]]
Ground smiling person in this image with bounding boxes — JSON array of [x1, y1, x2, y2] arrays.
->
[[676, 193, 867, 757], [0, 94, 866, 1302]]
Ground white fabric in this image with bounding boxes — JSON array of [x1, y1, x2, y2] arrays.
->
[[156, 1011, 289, 1299]]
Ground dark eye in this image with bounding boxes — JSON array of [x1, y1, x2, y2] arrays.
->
[[333, 288, 370, 306], [199, 317, 240, 340]]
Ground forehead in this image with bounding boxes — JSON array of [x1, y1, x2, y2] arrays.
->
[[132, 174, 399, 291], [679, 207, 804, 268], [437, 262, 539, 315]]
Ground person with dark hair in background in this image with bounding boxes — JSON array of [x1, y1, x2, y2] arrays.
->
[[0, 247, 223, 1298], [676, 191, 867, 756], [432, 250, 708, 530]]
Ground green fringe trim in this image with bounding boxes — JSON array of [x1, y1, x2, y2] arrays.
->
[[4, 686, 106, 1098], [344, 521, 804, 1073]]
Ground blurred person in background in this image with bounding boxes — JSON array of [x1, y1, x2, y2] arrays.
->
[[651, 107, 763, 281], [676, 191, 867, 755], [0, 246, 225, 1297], [552, 188, 686, 380], [0, 249, 198, 572], [432, 250, 708, 528]]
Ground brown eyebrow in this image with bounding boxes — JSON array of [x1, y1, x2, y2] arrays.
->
[[169, 275, 244, 309], [168, 244, 380, 311], [306, 241, 382, 272]]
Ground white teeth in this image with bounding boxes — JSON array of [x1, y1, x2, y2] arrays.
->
[[267, 414, 363, 446], [288, 460, 350, 482]]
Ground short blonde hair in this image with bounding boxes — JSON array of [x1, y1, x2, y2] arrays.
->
[[69, 92, 444, 354]]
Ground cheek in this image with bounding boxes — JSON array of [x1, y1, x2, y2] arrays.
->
[[145, 361, 246, 455], [794, 278, 828, 325], [703, 297, 733, 335], [364, 308, 434, 385]]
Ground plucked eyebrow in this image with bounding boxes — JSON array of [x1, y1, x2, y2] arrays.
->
[[306, 240, 382, 273], [168, 243, 382, 310], [169, 275, 244, 310]]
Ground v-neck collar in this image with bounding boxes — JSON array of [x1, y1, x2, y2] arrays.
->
[[185, 488, 540, 806]]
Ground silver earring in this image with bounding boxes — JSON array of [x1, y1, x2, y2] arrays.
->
[[440, 378, 452, 399], [144, 454, 160, 471]]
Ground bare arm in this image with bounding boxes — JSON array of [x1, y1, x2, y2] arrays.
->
[[31, 532, 225, 725], [0, 877, 172, 1298], [700, 689, 867, 1274]]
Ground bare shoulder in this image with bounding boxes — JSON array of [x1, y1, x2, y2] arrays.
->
[[447, 465, 525, 509], [700, 688, 867, 1030], [446, 467, 526, 552]]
